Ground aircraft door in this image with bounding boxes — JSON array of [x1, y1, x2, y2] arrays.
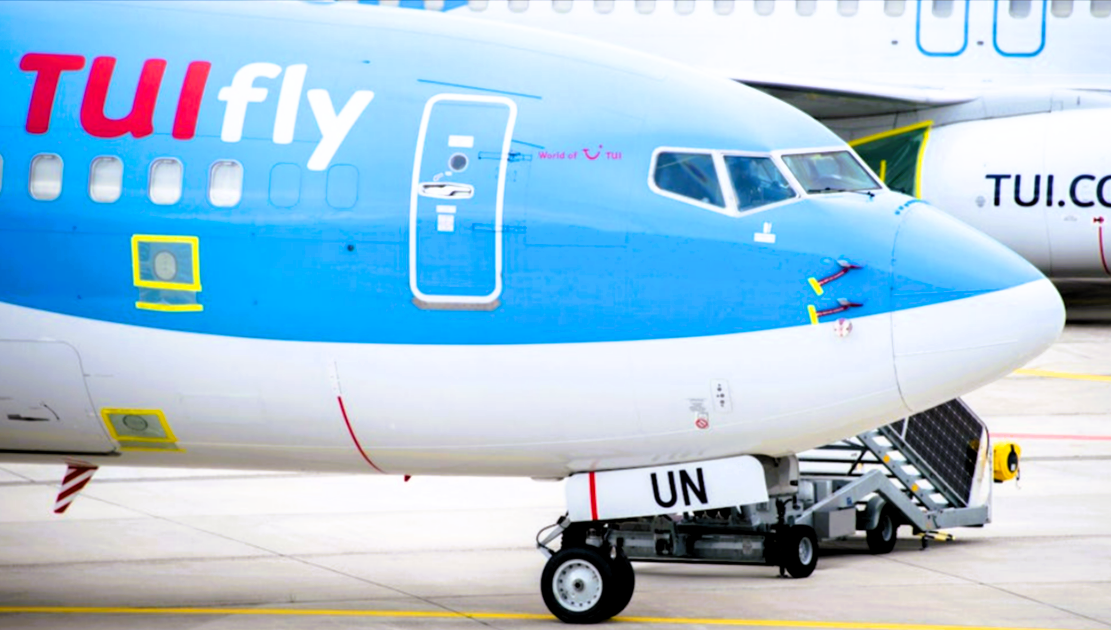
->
[[410, 94, 517, 309], [916, 0, 970, 57], [0, 341, 115, 454], [992, 0, 1046, 57]]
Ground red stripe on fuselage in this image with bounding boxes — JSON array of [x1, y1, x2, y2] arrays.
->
[[588, 471, 598, 521], [338, 396, 385, 473]]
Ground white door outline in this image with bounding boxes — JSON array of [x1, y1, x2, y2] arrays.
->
[[409, 93, 518, 306]]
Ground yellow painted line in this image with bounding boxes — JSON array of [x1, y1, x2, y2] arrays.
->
[[808, 277, 824, 295], [1013, 368, 1111, 383], [878, 159, 887, 182], [0, 607, 1087, 630], [0, 607, 549, 620], [0, 607, 1085, 630], [135, 302, 203, 312]]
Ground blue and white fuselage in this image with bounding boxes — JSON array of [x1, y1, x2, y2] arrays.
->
[[0, 1, 1063, 477]]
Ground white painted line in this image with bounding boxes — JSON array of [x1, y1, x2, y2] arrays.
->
[[436, 205, 457, 214], [448, 135, 474, 148]]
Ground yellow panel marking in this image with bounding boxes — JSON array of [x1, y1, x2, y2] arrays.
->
[[808, 278, 824, 295], [848, 120, 934, 147], [807, 305, 818, 325], [878, 159, 887, 182], [131, 234, 201, 291], [135, 302, 203, 313], [99, 408, 177, 444], [911, 484, 919, 493], [1013, 368, 1111, 383], [914, 126, 931, 199], [883, 455, 890, 463], [848, 120, 933, 199], [0, 606, 1085, 630]]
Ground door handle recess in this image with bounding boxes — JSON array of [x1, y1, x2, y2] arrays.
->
[[418, 182, 474, 199]]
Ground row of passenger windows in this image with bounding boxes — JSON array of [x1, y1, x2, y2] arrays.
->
[[362, 0, 1111, 18], [12, 154, 361, 210], [391, 0, 1111, 18], [23, 154, 244, 206]]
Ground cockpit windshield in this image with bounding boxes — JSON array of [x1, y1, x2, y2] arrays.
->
[[781, 151, 881, 194], [650, 149, 798, 214], [723, 155, 795, 211]]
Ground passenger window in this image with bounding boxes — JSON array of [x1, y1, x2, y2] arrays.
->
[[467, 0, 489, 10], [932, 0, 953, 17], [508, 0, 528, 12], [594, 0, 614, 14], [714, 0, 735, 15], [653, 152, 724, 208], [209, 160, 243, 207], [1009, 0, 1031, 17], [635, 0, 655, 14], [30, 153, 63, 201], [552, 0, 573, 13], [1093, 0, 1111, 16], [675, 0, 695, 14], [884, 0, 906, 16], [796, 0, 816, 15], [149, 158, 183, 205], [89, 156, 123, 203], [424, 0, 445, 9], [838, 0, 858, 16], [269, 163, 301, 208], [1050, 0, 1073, 16], [754, 0, 775, 15], [724, 156, 795, 211], [327, 164, 359, 210]]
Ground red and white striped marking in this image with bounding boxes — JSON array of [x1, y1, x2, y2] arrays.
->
[[54, 465, 98, 514]]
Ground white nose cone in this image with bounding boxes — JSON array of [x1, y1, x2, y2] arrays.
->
[[893, 278, 1065, 411]]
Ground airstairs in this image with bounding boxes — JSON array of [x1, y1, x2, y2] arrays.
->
[[797, 398, 992, 541]]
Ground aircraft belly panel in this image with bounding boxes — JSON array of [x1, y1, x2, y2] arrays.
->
[[0, 341, 115, 454]]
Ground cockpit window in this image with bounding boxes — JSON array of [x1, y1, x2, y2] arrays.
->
[[724, 155, 796, 211], [653, 151, 725, 208], [782, 150, 880, 194]]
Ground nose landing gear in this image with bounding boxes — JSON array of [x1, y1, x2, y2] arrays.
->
[[540, 543, 635, 624]]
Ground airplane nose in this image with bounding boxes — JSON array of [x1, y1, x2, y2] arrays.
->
[[890, 202, 1065, 412]]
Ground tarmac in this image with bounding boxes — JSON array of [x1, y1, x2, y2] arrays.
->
[[1, 283, 1110, 630]]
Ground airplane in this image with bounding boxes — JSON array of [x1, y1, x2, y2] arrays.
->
[[373, 0, 1111, 279], [0, 0, 1064, 624]]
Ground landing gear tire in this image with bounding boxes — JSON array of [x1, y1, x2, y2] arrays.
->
[[606, 548, 635, 618], [866, 505, 899, 555], [782, 525, 818, 578], [541, 546, 626, 624]]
